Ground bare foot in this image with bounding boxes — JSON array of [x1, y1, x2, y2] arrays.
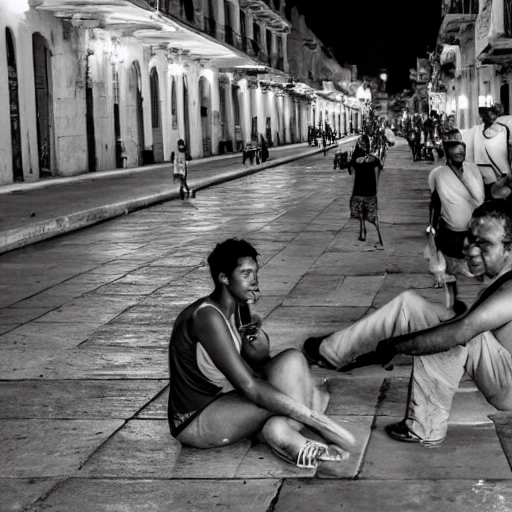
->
[[374, 243, 384, 250]]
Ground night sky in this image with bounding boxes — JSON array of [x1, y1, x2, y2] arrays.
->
[[286, 0, 442, 94]]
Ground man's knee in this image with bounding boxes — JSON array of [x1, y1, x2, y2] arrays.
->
[[271, 348, 309, 375]]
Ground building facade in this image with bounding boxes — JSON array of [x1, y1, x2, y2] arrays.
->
[[287, 7, 361, 136], [0, 0, 357, 186], [432, 0, 512, 130]]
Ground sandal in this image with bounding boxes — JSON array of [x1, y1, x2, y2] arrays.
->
[[302, 336, 336, 370], [273, 441, 349, 469]]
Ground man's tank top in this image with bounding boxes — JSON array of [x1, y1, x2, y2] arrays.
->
[[168, 298, 242, 424]]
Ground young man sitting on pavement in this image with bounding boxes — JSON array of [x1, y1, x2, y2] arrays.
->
[[168, 238, 356, 469], [303, 201, 512, 446]]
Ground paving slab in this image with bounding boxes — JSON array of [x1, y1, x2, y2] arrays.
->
[[38, 347, 168, 379], [0, 478, 59, 512], [0, 348, 60, 380], [171, 440, 252, 478], [324, 376, 385, 416], [377, 377, 497, 423], [78, 323, 171, 349], [0, 380, 166, 419], [283, 275, 384, 307], [36, 478, 281, 511], [0, 322, 100, 350], [0, 419, 123, 477], [265, 306, 369, 329], [490, 412, 512, 471], [308, 251, 429, 276], [110, 305, 183, 327], [275, 479, 512, 512], [0, 307, 56, 325], [78, 420, 181, 478], [361, 417, 512, 480], [92, 282, 163, 296]]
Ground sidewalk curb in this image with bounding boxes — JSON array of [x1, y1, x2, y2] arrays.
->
[[0, 139, 356, 254]]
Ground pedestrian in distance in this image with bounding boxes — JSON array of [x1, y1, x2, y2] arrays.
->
[[348, 134, 384, 249], [173, 139, 190, 200], [168, 238, 356, 469], [322, 131, 327, 156]]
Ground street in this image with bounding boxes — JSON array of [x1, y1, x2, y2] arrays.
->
[[1, 140, 512, 511]]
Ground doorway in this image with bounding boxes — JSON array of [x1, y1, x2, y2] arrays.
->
[[6, 29, 23, 182], [85, 52, 96, 172], [150, 68, 164, 162], [199, 76, 212, 156], [32, 33, 53, 177], [130, 62, 145, 165], [183, 75, 191, 157]]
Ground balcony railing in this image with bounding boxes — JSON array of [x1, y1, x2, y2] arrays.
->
[[442, 0, 478, 16]]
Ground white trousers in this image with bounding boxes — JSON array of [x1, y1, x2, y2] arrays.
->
[[319, 291, 512, 441]]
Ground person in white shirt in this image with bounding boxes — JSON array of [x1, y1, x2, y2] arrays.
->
[[462, 106, 511, 199], [427, 135, 485, 277]]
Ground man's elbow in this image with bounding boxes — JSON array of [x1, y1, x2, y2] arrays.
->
[[237, 377, 259, 400]]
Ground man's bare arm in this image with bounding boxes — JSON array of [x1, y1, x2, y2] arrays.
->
[[390, 284, 512, 356]]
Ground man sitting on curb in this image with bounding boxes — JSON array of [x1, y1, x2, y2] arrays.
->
[[303, 201, 512, 446]]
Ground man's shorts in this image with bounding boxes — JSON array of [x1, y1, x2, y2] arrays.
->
[[350, 195, 378, 223]]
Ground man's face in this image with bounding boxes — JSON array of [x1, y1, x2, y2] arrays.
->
[[480, 109, 497, 125], [463, 216, 511, 278], [446, 142, 466, 164], [358, 139, 369, 152], [226, 257, 260, 304]]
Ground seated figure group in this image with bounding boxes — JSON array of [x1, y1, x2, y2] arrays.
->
[[168, 200, 512, 468]]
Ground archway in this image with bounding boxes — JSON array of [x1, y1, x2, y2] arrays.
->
[[32, 33, 53, 177], [129, 61, 145, 165], [150, 67, 164, 162], [6, 28, 23, 181], [199, 76, 212, 156], [85, 51, 96, 172], [183, 75, 191, 155], [232, 84, 243, 150], [170, 76, 178, 131]]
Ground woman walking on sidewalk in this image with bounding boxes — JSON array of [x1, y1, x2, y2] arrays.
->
[[173, 139, 190, 200]]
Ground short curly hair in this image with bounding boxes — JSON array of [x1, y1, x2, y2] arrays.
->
[[472, 200, 512, 248], [207, 238, 259, 286]]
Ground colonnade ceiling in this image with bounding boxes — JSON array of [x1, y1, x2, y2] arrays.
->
[[32, 0, 256, 67]]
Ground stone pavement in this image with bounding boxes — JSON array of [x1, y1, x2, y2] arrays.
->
[[1, 139, 512, 511], [0, 139, 355, 255]]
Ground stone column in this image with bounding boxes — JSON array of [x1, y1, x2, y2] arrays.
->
[[0, 21, 12, 184]]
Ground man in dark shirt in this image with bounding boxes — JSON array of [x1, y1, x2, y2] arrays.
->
[[349, 135, 384, 248]]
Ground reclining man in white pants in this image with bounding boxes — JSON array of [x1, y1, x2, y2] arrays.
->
[[303, 200, 512, 446]]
